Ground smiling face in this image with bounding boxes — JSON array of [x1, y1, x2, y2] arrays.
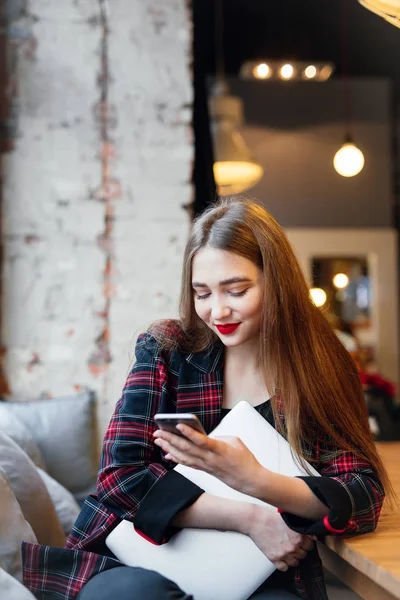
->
[[191, 247, 264, 350]]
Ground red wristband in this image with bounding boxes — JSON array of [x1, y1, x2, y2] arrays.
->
[[323, 515, 347, 534]]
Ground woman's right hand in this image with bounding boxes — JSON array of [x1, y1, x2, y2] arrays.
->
[[245, 505, 315, 571]]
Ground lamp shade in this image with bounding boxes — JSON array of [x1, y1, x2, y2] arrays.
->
[[358, 0, 400, 27], [209, 91, 263, 196]]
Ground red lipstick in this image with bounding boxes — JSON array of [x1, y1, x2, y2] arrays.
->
[[215, 323, 241, 335]]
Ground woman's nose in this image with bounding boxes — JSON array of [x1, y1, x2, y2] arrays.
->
[[211, 299, 231, 320]]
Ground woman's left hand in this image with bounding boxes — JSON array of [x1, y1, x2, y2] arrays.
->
[[153, 425, 263, 495]]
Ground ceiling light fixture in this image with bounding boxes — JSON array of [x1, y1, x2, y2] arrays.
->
[[253, 62, 271, 79], [280, 63, 295, 80], [209, 81, 264, 195], [334, 0, 365, 178], [333, 138, 365, 177], [304, 65, 317, 79], [318, 64, 335, 81], [240, 60, 335, 82], [210, 0, 263, 196], [358, 0, 400, 28]]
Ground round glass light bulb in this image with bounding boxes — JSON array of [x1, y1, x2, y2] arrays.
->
[[309, 288, 327, 308], [333, 142, 365, 177], [280, 64, 294, 79], [253, 63, 270, 79], [304, 65, 317, 79], [332, 273, 349, 289]]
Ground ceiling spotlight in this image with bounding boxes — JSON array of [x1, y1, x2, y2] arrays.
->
[[304, 65, 317, 79], [319, 64, 334, 81], [240, 61, 334, 82], [310, 288, 327, 308], [253, 63, 271, 79], [280, 64, 294, 80]]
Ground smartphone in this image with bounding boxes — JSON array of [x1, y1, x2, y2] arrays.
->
[[154, 413, 206, 437]]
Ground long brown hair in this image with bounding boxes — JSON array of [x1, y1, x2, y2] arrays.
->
[[151, 197, 393, 500]]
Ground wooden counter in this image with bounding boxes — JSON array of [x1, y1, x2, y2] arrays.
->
[[319, 442, 400, 599]]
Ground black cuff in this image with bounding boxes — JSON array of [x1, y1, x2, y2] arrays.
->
[[280, 476, 354, 536], [134, 470, 204, 544]]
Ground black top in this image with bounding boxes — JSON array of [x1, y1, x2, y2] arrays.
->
[[220, 398, 272, 421]]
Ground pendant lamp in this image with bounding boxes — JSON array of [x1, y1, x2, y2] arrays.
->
[[358, 0, 400, 28], [209, 81, 263, 195], [333, 134, 365, 177], [210, 0, 263, 196], [334, 1, 365, 178]]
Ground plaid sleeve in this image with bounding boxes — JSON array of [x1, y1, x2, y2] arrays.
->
[[96, 333, 204, 544], [280, 447, 385, 537]]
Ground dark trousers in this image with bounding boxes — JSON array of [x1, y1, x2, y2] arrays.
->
[[76, 566, 300, 600]]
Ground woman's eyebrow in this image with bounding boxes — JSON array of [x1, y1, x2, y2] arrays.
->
[[192, 277, 252, 288]]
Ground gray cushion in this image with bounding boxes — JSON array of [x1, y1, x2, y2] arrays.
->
[[0, 391, 97, 497], [0, 431, 66, 547], [0, 467, 37, 582], [37, 467, 81, 535], [0, 407, 45, 470], [0, 568, 37, 599]]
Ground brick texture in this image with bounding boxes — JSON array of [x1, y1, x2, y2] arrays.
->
[[2, 0, 193, 438]]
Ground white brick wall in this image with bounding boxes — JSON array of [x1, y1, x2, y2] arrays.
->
[[2, 0, 193, 438]]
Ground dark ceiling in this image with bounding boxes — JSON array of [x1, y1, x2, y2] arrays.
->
[[195, 0, 400, 92]]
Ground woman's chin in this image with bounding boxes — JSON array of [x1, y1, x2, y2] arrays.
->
[[218, 333, 245, 347]]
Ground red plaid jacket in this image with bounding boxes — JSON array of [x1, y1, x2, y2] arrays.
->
[[22, 324, 384, 600]]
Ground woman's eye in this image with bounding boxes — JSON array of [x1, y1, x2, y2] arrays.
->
[[194, 289, 249, 300], [229, 289, 249, 297]]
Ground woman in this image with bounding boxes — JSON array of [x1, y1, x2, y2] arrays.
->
[[22, 197, 390, 600]]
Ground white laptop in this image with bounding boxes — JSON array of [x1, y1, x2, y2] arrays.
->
[[106, 401, 320, 600]]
